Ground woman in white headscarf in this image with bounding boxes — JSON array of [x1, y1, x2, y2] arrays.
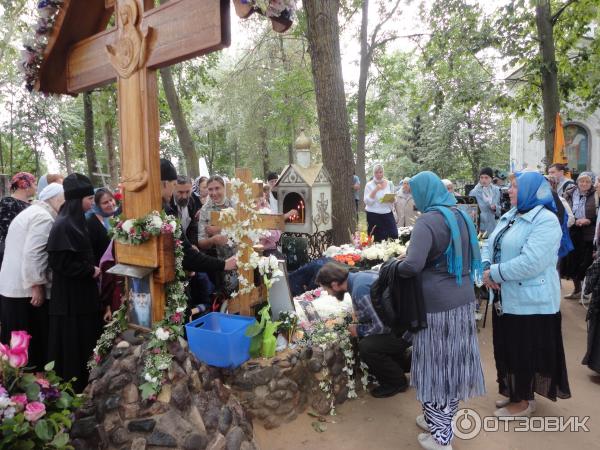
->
[[0, 183, 65, 370], [364, 164, 398, 242]]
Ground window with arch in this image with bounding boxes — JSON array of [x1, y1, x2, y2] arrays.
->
[[564, 123, 589, 173]]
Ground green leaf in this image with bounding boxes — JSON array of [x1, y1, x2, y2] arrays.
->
[[311, 421, 327, 433], [24, 382, 40, 402], [244, 320, 263, 337], [34, 420, 52, 442], [50, 431, 70, 448], [44, 361, 55, 372], [140, 382, 156, 400], [55, 392, 73, 409]]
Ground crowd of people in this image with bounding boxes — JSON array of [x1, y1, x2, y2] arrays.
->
[[0, 163, 295, 392], [331, 164, 600, 449], [1, 160, 599, 449]]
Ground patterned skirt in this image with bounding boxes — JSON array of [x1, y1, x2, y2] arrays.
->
[[410, 302, 486, 404]]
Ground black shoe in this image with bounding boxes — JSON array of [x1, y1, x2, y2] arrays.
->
[[370, 384, 408, 398]]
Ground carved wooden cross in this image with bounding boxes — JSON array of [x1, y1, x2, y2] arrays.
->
[[210, 168, 285, 316], [36, 0, 231, 323]]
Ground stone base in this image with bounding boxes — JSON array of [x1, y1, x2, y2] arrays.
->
[[72, 331, 259, 450], [223, 343, 355, 429]]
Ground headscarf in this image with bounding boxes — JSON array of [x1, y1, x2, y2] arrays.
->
[[10, 172, 36, 191], [410, 171, 482, 285], [38, 183, 64, 201], [37, 175, 49, 196], [515, 171, 557, 214]]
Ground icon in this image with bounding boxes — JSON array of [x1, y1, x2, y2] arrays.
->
[[452, 408, 481, 440]]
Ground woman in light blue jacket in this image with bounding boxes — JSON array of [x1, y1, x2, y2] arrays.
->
[[482, 171, 571, 418]]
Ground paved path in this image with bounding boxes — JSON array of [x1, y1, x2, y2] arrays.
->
[[256, 285, 600, 449]]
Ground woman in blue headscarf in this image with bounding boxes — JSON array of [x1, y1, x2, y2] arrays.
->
[[394, 171, 485, 450], [481, 171, 571, 419], [86, 188, 118, 265]]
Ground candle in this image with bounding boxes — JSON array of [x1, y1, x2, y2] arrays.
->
[[300, 201, 304, 223]]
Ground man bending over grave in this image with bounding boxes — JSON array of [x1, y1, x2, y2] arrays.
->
[[316, 262, 410, 398], [160, 160, 237, 280]]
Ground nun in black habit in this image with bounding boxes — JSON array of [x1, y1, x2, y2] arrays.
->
[[47, 173, 101, 393]]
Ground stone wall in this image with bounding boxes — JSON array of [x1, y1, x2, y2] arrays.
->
[[224, 343, 353, 429], [71, 330, 259, 450]]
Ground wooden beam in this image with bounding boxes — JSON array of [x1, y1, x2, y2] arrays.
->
[[65, 0, 230, 94]]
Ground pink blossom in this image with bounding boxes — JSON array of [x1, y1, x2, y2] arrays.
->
[[24, 402, 46, 422], [0, 385, 6, 396], [0, 331, 31, 368], [94, 354, 102, 364], [11, 394, 28, 406], [161, 224, 173, 234], [35, 377, 50, 389], [170, 312, 182, 323]]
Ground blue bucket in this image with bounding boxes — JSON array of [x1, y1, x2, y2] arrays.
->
[[185, 313, 255, 368]]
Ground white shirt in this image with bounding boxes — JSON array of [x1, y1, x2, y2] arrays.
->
[[269, 192, 278, 213], [364, 179, 395, 214], [0, 201, 57, 299]]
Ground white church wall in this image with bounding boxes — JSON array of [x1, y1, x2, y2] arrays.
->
[[510, 109, 600, 174]]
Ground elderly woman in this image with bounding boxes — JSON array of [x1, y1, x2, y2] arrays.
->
[[364, 164, 397, 242], [395, 171, 485, 450], [469, 167, 501, 236], [0, 172, 37, 268], [395, 177, 417, 227], [197, 175, 238, 292], [0, 183, 64, 370], [482, 172, 571, 418], [562, 171, 597, 298], [87, 188, 118, 265]]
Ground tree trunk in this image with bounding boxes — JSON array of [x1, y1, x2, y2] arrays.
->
[[259, 125, 269, 179], [535, 0, 560, 168], [160, 67, 199, 178], [61, 121, 73, 174], [355, 0, 369, 204], [303, 0, 356, 243], [233, 139, 240, 169], [83, 91, 99, 184], [103, 119, 118, 188]]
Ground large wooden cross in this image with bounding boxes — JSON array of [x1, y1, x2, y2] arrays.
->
[[37, 0, 231, 323], [210, 168, 285, 316]]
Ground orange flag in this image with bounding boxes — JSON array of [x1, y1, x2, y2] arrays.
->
[[553, 113, 567, 166]]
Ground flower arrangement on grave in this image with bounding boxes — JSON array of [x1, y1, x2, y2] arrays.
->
[[0, 331, 82, 449], [324, 239, 407, 268], [277, 311, 299, 345], [90, 211, 188, 400], [20, 1, 65, 91], [109, 210, 177, 245], [216, 178, 283, 299]]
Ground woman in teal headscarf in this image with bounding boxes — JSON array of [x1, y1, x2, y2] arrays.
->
[[482, 171, 570, 418], [395, 171, 485, 450]]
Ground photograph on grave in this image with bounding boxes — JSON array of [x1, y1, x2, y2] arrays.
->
[[128, 275, 152, 328]]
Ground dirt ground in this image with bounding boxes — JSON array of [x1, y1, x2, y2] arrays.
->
[[255, 282, 600, 450]]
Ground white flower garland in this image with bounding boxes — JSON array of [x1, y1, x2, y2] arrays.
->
[[217, 178, 283, 298]]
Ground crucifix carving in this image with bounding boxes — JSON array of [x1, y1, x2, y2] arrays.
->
[[210, 168, 285, 316]]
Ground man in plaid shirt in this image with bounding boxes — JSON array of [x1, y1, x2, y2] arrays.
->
[[316, 262, 409, 398]]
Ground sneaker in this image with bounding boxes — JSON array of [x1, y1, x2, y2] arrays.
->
[[564, 291, 581, 299], [416, 414, 429, 432], [417, 433, 452, 450], [494, 401, 535, 418], [495, 398, 510, 408], [370, 383, 407, 398]]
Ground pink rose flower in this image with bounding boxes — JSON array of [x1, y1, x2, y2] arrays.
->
[[10, 331, 31, 352], [11, 394, 28, 406], [0, 331, 31, 368], [24, 402, 46, 422]]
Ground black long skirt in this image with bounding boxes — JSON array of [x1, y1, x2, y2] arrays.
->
[[492, 307, 571, 402], [47, 314, 101, 393], [0, 296, 49, 371], [561, 226, 593, 282], [583, 297, 600, 373], [366, 211, 398, 242]]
